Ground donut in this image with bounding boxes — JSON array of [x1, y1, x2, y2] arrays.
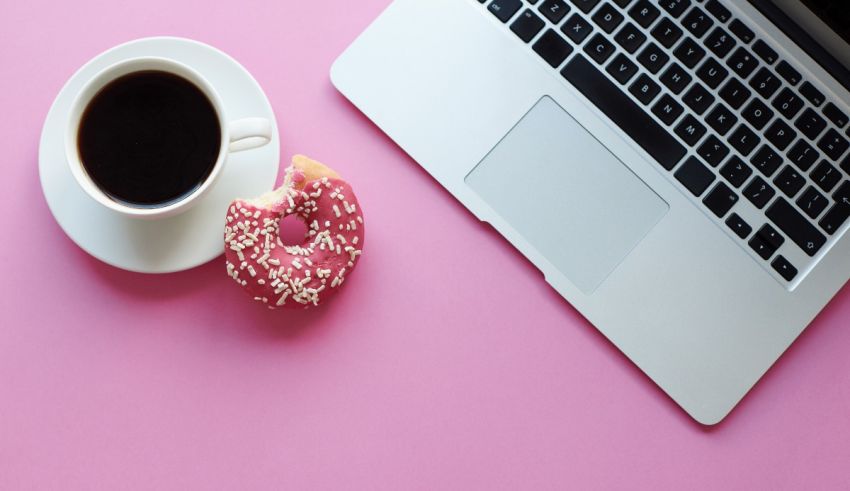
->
[[224, 155, 364, 308]]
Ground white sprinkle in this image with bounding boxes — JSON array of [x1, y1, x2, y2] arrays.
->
[[247, 265, 256, 277], [292, 259, 302, 270], [268, 258, 280, 266], [276, 292, 290, 306], [333, 205, 341, 218], [352, 236, 359, 245]]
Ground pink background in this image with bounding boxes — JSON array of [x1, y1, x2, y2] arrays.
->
[[2, 0, 850, 488]]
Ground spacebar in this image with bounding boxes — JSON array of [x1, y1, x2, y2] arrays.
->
[[560, 55, 687, 170]]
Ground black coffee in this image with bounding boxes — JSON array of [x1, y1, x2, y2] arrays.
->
[[78, 71, 221, 207]]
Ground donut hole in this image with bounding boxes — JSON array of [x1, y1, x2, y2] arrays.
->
[[278, 214, 309, 246]]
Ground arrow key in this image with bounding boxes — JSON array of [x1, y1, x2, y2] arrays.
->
[[771, 256, 798, 282], [819, 203, 850, 235]]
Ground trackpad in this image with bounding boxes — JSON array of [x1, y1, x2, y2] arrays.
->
[[465, 96, 668, 294]]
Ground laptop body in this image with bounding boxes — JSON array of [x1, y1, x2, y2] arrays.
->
[[330, 0, 850, 424]]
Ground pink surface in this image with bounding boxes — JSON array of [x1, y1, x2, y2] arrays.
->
[[1, 0, 849, 488]]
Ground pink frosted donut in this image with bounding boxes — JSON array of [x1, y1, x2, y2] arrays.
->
[[224, 155, 365, 308]]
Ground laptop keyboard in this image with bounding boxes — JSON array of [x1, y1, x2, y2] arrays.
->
[[477, 0, 850, 285]]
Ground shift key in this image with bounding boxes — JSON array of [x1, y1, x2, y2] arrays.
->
[[766, 198, 826, 256]]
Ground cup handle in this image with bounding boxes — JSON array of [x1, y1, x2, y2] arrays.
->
[[228, 117, 273, 153]]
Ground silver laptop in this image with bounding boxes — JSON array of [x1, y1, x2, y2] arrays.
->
[[330, 0, 850, 424]]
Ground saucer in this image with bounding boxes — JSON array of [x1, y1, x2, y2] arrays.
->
[[39, 37, 280, 273]]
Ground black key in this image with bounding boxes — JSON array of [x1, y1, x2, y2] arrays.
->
[[673, 37, 705, 68], [741, 99, 774, 130], [629, 73, 661, 105], [749, 67, 781, 98], [614, 23, 647, 53], [811, 160, 841, 193], [797, 186, 829, 219], [613, 0, 633, 7], [660, 0, 691, 18], [799, 81, 825, 106], [703, 181, 739, 217], [749, 235, 775, 260], [651, 94, 684, 125], [570, 0, 601, 13], [591, 3, 624, 33], [795, 108, 827, 140], [752, 40, 778, 64], [489, 0, 523, 22], [765, 119, 796, 151], [682, 83, 715, 114], [771, 256, 798, 281], [774, 165, 806, 197], [720, 155, 752, 187], [729, 19, 754, 43], [728, 124, 759, 156], [788, 139, 819, 171], [637, 43, 669, 74], [606, 53, 639, 84], [562, 14, 594, 43], [682, 7, 714, 38], [726, 212, 752, 238], [561, 55, 687, 169], [584, 34, 616, 63], [766, 198, 827, 255], [628, 0, 659, 28], [696, 58, 728, 89], [533, 29, 574, 67], [659, 63, 692, 94], [835, 181, 850, 208], [772, 87, 804, 119], [820, 203, 850, 235], [758, 223, 785, 249], [719, 78, 751, 109], [750, 145, 783, 177], [706, 103, 737, 135], [823, 102, 848, 128], [675, 114, 707, 146], [675, 156, 715, 195], [511, 10, 546, 42], [776, 61, 801, 86], [704, 27, 736, 58], [817, 129, 849, 161], [705, 0, 731, 23], [698, 134, 729, 166], [843, 154, 850, 174], [539, 0, 570, 24], [651, 17, 683, 48], [726, 47, 758, 78], [743, 175, 776, 208]]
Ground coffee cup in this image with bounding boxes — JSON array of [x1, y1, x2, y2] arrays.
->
[[65, 56, 272, 219]]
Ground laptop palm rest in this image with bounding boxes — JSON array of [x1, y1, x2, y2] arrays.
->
[[465, 96, 669, 294]]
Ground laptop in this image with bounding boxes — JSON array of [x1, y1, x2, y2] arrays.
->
[[330, 0, 850, 424]]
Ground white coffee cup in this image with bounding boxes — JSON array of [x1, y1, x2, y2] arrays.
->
[[65, 56, 272, 219]]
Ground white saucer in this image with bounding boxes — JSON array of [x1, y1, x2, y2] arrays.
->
[[39, 37, 280, 273]]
